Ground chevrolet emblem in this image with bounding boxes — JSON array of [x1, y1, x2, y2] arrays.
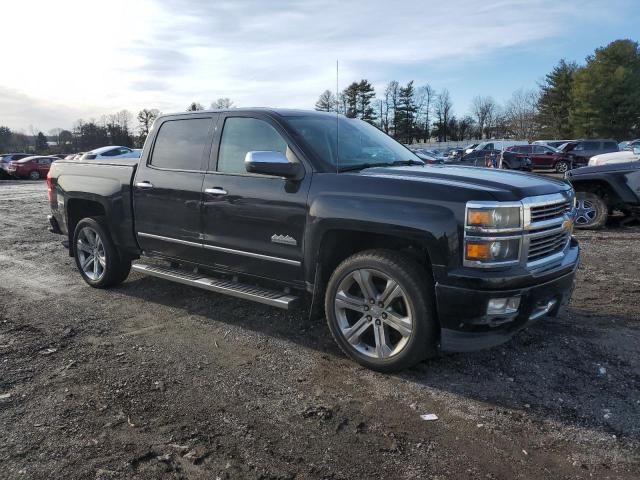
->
[[562, 218, 574, 233]]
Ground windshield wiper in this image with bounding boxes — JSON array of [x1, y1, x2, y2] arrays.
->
[[388, 159, 424, 166], [337, 160, 424, 172], [337, 162, 390, 172]]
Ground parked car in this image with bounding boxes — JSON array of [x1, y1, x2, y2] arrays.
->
[[47, 108, 579, 372], [457, 149, 532, 171], [619, 139, 640, 151], [559, 139, 619, 167], [7, 155, 57, 179], [0, 153, 31, 178], [507, 144, 572, 172], [464, 143, 479, 154], [533, 140, 573, 149], [473, 140, 529, 152], [566, 159, 640, 229], [589, 147, 640, 166], [80, 146, 142, 161], [414, 151, 442, 164]]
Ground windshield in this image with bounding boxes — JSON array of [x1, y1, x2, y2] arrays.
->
[[285, 115, 420, 171]]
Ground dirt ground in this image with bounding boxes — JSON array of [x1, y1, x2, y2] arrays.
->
[[1, 179, 639, 480]]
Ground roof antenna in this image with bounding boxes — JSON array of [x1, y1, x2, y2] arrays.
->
[[336, 59, 339, 174]]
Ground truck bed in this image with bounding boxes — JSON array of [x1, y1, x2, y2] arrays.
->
[[48, 158, 139, 256]]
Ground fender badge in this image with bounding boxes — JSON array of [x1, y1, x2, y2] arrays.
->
[[271, 234, 297, 246]]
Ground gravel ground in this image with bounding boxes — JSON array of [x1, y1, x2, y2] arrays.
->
[[1, 180, 639, 480]]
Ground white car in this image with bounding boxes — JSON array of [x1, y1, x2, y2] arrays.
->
[[81, 146, 142, 161], [588, 147, 640, 166], [473, 140, 529, 152]]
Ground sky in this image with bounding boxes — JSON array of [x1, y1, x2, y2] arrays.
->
[[1, 0, 639, 133]]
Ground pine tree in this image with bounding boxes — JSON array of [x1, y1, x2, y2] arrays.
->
[[357, 79, 377, 124], [186, 102, 205, 111], [342, 82, 359, 118], [35, 132, 48, 152], [537, 60, 577, 138], [570, 39, 640, 139], [395, 81, 417, 143]]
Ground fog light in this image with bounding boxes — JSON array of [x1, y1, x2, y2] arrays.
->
[[487, 296, 521, 315]]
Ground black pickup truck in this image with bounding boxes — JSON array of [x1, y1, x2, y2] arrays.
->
[[47, 108, 580, 371]]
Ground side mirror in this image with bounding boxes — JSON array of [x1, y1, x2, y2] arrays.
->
[[633, 146, 640, 155], [245, 151, 303, 180]]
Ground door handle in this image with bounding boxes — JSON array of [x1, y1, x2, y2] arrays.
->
[[204, 187, 228, 195], [135, 181, 153, 189]]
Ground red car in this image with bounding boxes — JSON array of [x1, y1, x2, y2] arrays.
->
[[7, 156, 57, 180], [506, 145, 572, 173]]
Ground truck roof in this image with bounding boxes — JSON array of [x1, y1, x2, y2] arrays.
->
[[158, 108, 338, 121]]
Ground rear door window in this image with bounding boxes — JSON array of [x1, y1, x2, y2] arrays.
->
[[150, 118, 212, 171], [603, 141, 617, 149]]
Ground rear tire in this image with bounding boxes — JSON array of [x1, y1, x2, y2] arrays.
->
[[575, 192, 608, 229], [28, 170, 40, 180], [324, 249, 437, 372], [72, 217, 131, 288]]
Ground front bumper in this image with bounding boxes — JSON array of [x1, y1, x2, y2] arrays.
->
[[436, 241, 579, 352]]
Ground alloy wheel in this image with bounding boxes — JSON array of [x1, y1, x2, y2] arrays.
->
[[575, 199, 597, 226], [334, 268, 413, 359], [76, 226, 106, 281]]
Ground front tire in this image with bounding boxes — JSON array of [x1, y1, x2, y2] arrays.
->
[[575, 192, 608, 229], [72, 217, 131, 288], [324, 249, 437, 372], [555, 160, 569, 173]]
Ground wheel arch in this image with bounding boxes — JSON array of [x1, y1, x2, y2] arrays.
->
[[571, 179, 624, 209]]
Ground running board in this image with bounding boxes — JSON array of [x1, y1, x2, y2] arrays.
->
[[131, 263, 299, 309]]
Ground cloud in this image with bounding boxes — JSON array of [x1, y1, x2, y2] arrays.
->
[[0, 87, 101, 132], [0, 0, 632, 131]]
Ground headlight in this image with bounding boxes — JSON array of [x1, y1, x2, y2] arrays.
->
[[466, 205, 521, 230], [465, 238, 520, 264]]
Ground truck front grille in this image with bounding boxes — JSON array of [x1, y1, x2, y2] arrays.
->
[[527, 230, 570, 263], [530, 199, 572, 223]]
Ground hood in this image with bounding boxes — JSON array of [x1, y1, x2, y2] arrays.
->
[[568, 161, 640, 176], [589, 150, 637, 166], [358, 164, 571, 201]]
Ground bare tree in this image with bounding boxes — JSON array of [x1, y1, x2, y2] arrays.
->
[[503, 89, 540, 139], [137, 109, 161, 145], [314, 90, 336, 112], [434, 89, 453, 142], [211, 98, 235, 109], [383, 81, 400, 136], [471, 96, 498, 139], [414, 84, 435, 142]]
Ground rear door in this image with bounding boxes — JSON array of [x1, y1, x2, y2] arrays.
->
[[133, 114, 218, 263], [199, 113, 311, 284]]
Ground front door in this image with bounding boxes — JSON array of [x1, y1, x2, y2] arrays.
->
[[531, 145, 555, 168], [133, 114, 217, 263], [200, 114, 310, 284]]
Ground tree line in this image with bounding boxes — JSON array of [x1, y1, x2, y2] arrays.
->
[[2, 39, 637, 155], [315, 39, 640, 143], [0, 97, 237, 155]]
